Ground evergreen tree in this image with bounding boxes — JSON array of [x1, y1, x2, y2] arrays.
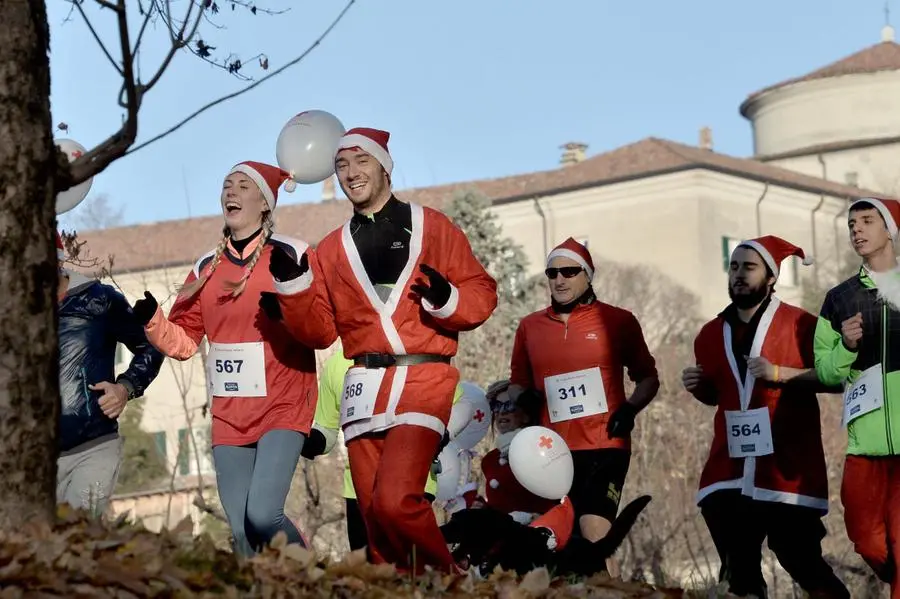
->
[[444, 190, 546, 387]]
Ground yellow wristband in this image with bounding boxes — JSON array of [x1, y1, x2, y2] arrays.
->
[[773, 364, 780, 383]]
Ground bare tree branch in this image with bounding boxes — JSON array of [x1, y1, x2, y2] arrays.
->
[[125, 0, 356, 157], [71, 1, 123, 76], [63, 0, 140, 188]]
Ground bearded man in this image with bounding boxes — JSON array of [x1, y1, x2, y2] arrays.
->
[[682, 235, 849, 599]]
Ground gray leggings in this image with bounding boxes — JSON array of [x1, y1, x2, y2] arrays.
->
[[212, 429, 306, 556]]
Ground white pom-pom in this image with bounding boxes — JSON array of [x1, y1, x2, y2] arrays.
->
[[802, 254, 815, 266], [284, 179, 297, 193], [489, 479, 499, 489], [498, 457, 507, 466]]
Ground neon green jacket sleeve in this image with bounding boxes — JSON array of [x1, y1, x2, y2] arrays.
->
[[316, 352, 352, 438], [813, 315, 858, 387]]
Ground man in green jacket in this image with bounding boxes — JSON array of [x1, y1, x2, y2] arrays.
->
[[302, 348, 464, 552], [814, 197, 900, 594]]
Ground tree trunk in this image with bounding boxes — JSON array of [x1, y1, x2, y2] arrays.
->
[[0, 0, 59, 531]]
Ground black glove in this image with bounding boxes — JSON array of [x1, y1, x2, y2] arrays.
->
[[269, 245, 309, 282], [430, 429, 451, 476], [258, 292, 283, 321], [300, 428, 327, 460], [606, 402, 639, 438], [132, 291, 158, 326], [410, 263, 451, 309]]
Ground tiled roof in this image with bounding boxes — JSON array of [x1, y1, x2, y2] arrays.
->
[[74, 137, 881, 274], [741, 41, 900, 115]]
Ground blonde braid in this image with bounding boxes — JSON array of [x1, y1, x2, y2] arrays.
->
[[223, 212, 274, 297], [177, 227, 230, 300]]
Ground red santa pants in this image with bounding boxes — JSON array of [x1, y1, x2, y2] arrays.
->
[[346, 425, 455, 573], [842, 455, 900, 596]]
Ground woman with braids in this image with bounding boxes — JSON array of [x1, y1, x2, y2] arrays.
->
[[130, 161, 336, 556]]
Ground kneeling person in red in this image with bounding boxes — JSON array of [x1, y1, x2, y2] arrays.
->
[[682, 236, 848, 598], [509, 237, 660, 547]]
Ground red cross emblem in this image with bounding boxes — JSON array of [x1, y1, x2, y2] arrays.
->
[[473, 409, 484, 422], [539, 435, 553, 449], [71, 150, 83, 159]]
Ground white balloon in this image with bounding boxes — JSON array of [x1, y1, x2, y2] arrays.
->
[[55, 139, 93, 214], [508, 426, 574, 500], [450, 382, 492, 450], [275, 110, 346, 185], [435, 440, 470, 502]]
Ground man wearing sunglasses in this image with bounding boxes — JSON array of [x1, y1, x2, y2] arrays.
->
[[508, 237, 659, 570]]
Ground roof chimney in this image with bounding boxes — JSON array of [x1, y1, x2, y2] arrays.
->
[[322, 176, 335, 201], [560, 142, 588, 166], [699, 126, 713, 151]]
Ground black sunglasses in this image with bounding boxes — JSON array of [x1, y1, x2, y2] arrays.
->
[[545, 266, 583, 279]]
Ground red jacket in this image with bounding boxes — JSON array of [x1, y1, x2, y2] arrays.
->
[[510, 301, 657, 451], [695, 297, 828, 511], [145, 234, 327, 447], [279, 202, 498, 441]]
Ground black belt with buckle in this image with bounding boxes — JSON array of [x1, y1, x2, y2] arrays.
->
[[352, 353, 451, 369]]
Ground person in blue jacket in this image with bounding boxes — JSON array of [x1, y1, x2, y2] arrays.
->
[[55, 231, 164, 514]]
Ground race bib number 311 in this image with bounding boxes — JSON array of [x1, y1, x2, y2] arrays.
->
[[544, 367, 608, 423], [207, 342, 267, 397], [725, 407, 773, 458]]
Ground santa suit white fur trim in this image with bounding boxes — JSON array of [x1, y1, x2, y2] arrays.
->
[[695, 297, 826, 511], [853, 197, 899, 239], [422, 283, 460, 319], [230, 164, 276, 212], [337, 134, 394, 175], [867, 267, 900, 312], [547, 248, 594, 279], [274, 270, 313, 295], [338, 203, 447, 441]]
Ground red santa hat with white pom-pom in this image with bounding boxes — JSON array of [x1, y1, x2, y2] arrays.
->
[[228, 161, 295, 212], [547, 237, 595, 280], [334, 127, 394, 175], [737, 235, 814, 279], [850, 197, 900, 239]]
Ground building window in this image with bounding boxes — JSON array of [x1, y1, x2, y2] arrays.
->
[[177, 428, 190, 476], [153, 431, 166, 462], [721, 236, 741, 272]]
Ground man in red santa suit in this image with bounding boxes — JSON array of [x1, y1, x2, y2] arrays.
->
[[682, 236, 849, 599], [274, 127, 498, 573]]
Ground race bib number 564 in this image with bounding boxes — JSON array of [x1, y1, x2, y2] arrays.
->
[[725, 407, 773, 458]]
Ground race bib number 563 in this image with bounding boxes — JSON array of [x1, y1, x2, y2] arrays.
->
[[842, 364, 884, 428]]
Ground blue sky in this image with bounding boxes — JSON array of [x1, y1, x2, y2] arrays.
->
[[49, 0, 892, 229]]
